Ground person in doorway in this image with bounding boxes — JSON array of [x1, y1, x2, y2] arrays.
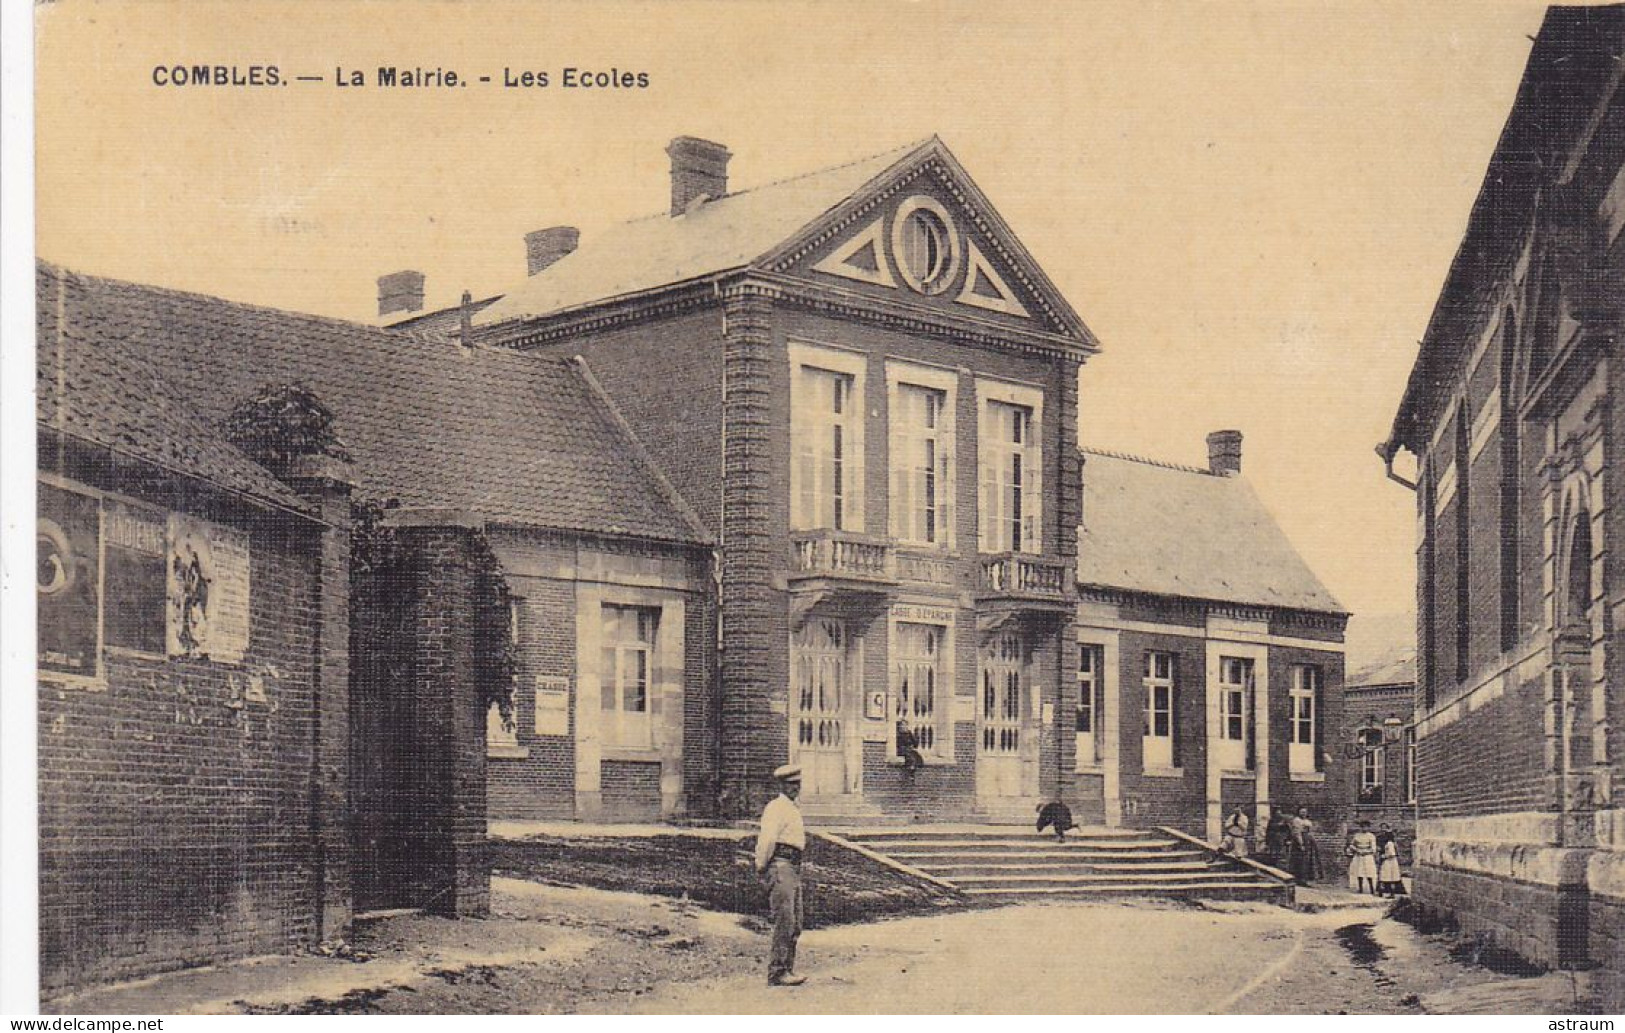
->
[[1286, 807, 1322, 884], [1376, 823, 1405, 897], [1221, 806, 1252, 858], [896, 717, 924, 774], [1347, 819, 1379, 894], [754, 764, 808, 987], [1262, 810, 1291, 866], [1036, 794, 1076, 841]]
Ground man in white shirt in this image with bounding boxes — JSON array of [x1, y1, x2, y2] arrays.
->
[[754, 763, 807, 986]]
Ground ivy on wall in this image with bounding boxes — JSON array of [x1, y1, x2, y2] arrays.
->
[[349, 498, 518, 729], [469, 530, 519, 731], [224, 383, 351, 475], [228, 382, 518, 730]]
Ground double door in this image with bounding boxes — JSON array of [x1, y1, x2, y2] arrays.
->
[[792, 618, 854, 796], [978, 631, 1033, 799]]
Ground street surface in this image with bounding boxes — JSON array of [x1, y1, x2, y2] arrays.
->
[[53, 878, 1593, 1015]]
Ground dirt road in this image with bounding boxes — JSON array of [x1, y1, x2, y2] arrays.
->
[[55, 878, 1570, 1015]]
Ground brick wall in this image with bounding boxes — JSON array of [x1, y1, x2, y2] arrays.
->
[[1116, 630, 1208, 836], [483, 530, 717, 823], [718, 289, 786, 815], [38, 480, 331, 994], [1416, 674, 1548, 820], [486, 574, 577, 820], [350, 526, 489, 918], [537, 310, 725, 534]]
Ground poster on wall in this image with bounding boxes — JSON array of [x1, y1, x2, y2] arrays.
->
[[37, 483, 100, 678], [167, 513, 251, 664]]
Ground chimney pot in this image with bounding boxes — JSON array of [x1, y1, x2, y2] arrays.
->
[[1206, 430, 1243, 476], [524, 226, 580, 276], [666, 136, 731, 216], [377, 270, 425, 319]]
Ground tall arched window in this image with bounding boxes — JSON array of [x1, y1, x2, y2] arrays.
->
[[1565, 508, 1593, 626]]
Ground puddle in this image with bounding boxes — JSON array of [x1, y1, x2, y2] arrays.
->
[[1446, 939, 1546, 978], [1336, 923, 1386, 967], [1336, 923, 1399, 990]]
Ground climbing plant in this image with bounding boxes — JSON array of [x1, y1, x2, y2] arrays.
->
[[224, 382, 350, 474], [349, 497, 518, 730]]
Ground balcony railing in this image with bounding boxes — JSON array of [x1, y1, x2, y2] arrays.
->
[[977, 552, 1072, 603], [789, 529, 896, 584]]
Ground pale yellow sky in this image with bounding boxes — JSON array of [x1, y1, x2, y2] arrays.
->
[[34, 0, 1552, 637]]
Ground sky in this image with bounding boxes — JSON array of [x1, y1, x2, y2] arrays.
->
[[32, 0, 1554, 644]]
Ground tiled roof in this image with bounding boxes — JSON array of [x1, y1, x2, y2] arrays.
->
[[1077, 448, 1344, 614], [474, 139, 930, 327], [37, 279, 311, 511], [1347, 652, 1416, 689], [37, 264, 708, 544]]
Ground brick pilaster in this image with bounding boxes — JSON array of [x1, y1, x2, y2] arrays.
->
[[283, 456, 355, 943], [398, 525, 490, 917], [719, 288, 783, 815]]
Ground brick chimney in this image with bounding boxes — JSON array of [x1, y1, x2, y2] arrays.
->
[[1206, 430, 1243, 476], [377, 270, 425, 319], [666, 136, 731, 216], [525, 226, 579, 276]]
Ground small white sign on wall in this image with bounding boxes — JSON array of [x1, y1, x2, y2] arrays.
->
[[535, 675, 570, 736]]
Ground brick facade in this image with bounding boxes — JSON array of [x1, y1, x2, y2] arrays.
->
[[1381, 8, 1625, 1002], [482, 528, 715, 823], [1073, 602, 1345, 854], [37, 459, 344, 994], [477, 140, 1351, 832], [1340, 680, 1417, 865]]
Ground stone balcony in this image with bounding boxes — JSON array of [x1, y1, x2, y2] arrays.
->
[[788, 528, 897, 584], [787, 529, 899, 622], [976, 551, 1074, 620]]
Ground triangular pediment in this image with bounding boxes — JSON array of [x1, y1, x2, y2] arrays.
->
[[758, 139, 1093, 345]]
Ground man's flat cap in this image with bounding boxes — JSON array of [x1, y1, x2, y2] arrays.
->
[[773, 764, 802, 782]]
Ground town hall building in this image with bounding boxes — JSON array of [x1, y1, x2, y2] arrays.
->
[[37, 134, 1347, 991]]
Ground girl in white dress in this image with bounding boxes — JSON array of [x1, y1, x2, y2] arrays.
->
[[1346, 820, 1379, 894]]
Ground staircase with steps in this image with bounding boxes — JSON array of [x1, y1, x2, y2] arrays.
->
[[823, 824, 1293, 904]]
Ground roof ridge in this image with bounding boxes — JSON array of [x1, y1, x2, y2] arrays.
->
[[1079, 445, 1212, 476], [38, 259, 409, 340], [620, 136, 933, 226]]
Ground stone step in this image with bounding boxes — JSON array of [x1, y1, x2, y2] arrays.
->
[[897, 851, 1215, 870], [918, 860, 1221, 874], [958, 881, 1286, 898], [833, 825, 1150, 840], [847, 838, 1181, 852], [949, 869, 1262, 887], [821, 822, 1294, 906]]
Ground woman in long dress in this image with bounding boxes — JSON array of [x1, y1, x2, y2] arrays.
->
[[1347, 820, 1379, 894], [1287, 807, 1322, 884], [1376, 824, 1405, 897]]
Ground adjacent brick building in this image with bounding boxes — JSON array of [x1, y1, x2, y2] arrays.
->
[[35, 263, 711, 991], [1070, 442, 1347, 852], [1379, 4, 1625, 1003], [37, 274, 350, 994], [1341, 652, 1417, 866]]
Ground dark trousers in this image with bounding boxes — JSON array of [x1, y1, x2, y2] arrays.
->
[[766, 858, 803, 982]]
